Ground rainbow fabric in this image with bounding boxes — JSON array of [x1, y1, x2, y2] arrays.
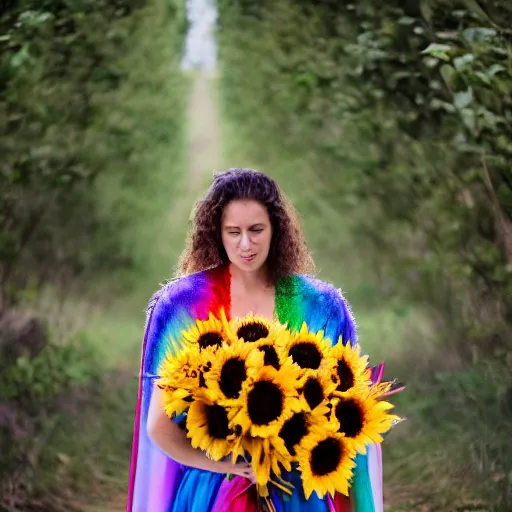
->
[[126, 264, 383, 512]]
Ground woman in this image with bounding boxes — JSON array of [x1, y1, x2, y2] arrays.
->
[[126, 169, 383, 512]]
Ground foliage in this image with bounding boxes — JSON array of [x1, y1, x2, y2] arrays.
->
[[217, 0, 512, 508], [0, 0, 187, 509], [0, 334, 102, 509], [0, 0, 186, 307], [0, 341, 100, 403]]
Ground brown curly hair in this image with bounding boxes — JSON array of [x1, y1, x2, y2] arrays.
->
[[176, 168, 315, 283]]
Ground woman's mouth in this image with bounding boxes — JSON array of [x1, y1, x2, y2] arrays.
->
[[241, 254, 256, 263]]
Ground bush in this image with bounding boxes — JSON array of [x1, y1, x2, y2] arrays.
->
[[217, 0, 512, 508], [0, 0, 186, 306], [0, 0, 187, 508], [0, 331, 103, 509]]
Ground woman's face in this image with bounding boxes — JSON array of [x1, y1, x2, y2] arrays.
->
[[221, 199, 272, 274]]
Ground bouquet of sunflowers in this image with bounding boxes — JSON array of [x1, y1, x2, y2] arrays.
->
[[157, 311, 400, 501]]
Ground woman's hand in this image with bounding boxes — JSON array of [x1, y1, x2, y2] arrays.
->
[[149, 385, 259, 480], [229, 461, 256, 484]]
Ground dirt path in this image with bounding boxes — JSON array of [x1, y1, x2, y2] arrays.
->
[[88, 71, 221, 512], [187, 72, 221, 189], [167, 71, 221, 229]]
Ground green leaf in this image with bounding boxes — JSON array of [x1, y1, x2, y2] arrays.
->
[[397, 16, 417, 25], [453, 53, 474, 70], [474, 71, 491, 85], [461, 108, 476, 132], [18, 10, 54, 27], [421, 43, 452, 61], [454, 88, 474, 110], [430, 98, 456, 113], [419, 0, 433, 22], [486, 64, 506, 77], [440, 63, 456, 87], [10, 44, 31, 68], [462, 27, 497, 44], [424, 56, 440, 68]]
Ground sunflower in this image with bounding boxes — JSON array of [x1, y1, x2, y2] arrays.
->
[[243, 435, 293, 486], [230, 359, 301, 439], [328, 342, 371, 394], [255, 340, 281, 370], [227, 313, 275, 343], [158, 344, 201, 398], [186, 388, 245, 462], [251, 326, 291, 371], [297, 369, 337, 412], [181, 312, 227, 350], [224, 314, 291, 370], [205, 338, 264, 402], [160, 387, 194, 418], [158, 343, 218, 416], [278, 404, 330, 457], [278, 323, 332, 372], [296, 430, 356, 499], [329, 391, 400, 454]]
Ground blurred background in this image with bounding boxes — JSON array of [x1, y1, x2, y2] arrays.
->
[[1, 0, 511, 511]]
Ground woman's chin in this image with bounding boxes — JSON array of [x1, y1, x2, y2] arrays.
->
[[231, 258, 265, 273]]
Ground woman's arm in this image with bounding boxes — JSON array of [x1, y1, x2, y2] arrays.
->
[[147, 384, 255, 481]]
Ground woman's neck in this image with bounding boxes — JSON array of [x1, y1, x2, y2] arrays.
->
[[228, 263, 271, 290]]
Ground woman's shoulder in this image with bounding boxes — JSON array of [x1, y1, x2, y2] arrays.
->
[[146, 267, 215, 313], [295, 274, 357, 342], [288, 273, 347, 303]]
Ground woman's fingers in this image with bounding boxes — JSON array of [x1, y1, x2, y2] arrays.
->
[[235, 463, 256, 483]]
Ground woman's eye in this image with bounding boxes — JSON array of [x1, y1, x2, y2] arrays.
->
[[252, 228, 263, 233], [229, 232, 240, 236]]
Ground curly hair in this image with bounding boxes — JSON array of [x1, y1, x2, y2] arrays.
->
[[176, 168, 315, 283]]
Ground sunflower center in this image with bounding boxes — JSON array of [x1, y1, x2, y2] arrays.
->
[[259, 344, 280, 370], [310, 437, 343, 476], [237, 322, 269, 342], [303, 378, 324, 409], [205, 404, 230, 439], [336, 358, 355, 392], [289, 342, 322, 369], [198, 332, 224, 350], [335, 398, 364, 437], [279, 412, 308, 455], [247, 380, 283, 425], [219, 357, 247, 398]]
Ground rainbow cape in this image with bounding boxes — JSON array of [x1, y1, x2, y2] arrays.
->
[[126, 264, 383, 512]]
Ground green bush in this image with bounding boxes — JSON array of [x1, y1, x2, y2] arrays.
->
[[217, 0, 512, 508], [0, 333, 141, 509], [0, 0, 187, 508], [0, 334, 102, 508], [0, 0, 186, 305]]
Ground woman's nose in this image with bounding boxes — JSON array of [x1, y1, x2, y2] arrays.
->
[[239, 232, 251, 251]]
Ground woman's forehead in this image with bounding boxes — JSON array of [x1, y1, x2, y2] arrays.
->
[[222, 199, 269, 224]]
